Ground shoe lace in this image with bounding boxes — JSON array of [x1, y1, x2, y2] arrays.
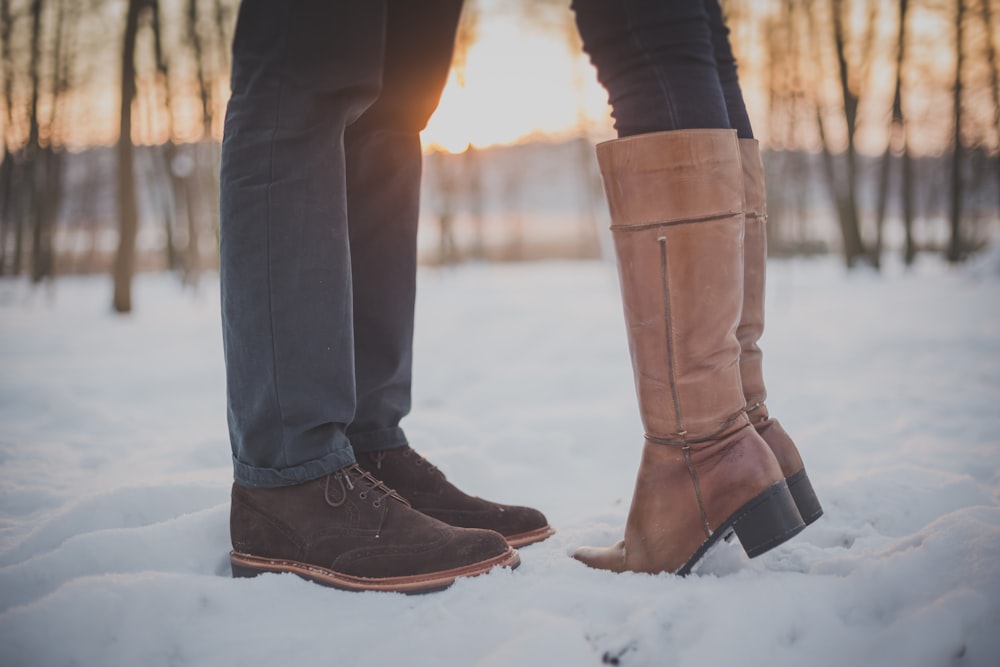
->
[[324, 464, 408, 510]]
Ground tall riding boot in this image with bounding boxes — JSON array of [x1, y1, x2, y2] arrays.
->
[[737, 139, 823, 524], [573, 130, 805, 575]]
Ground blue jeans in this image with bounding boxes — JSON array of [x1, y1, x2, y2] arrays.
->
[[220, 0, 462, 488], [572, 0, 753, 138]]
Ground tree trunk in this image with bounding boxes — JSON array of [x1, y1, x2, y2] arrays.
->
[[0, 149, 13, 275], [26, 0, 49, 282], [829, 0, 868, 268], [150, 0, 181, 273], [947, 0, 965, 263], [979, 0, 1000, 219], [875, 0, 912, 268], [31, 0, 71, 282], [0, 0, 12, 275], [187, 0, 211, 136], [113, 0, 145, 312]]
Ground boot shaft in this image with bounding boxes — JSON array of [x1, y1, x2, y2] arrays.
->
[[736, 138, 768, 419], [596, 129, 749, 443]]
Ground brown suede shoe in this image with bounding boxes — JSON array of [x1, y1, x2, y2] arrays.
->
[[230, 464, 520, 593], [358, 446, 555, 548]]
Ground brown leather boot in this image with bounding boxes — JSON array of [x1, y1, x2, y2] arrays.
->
[[738, 139, 823, 525], [357, 446, 555, 547], [230, 464, 519, 593], [573, 130, 805, 575]]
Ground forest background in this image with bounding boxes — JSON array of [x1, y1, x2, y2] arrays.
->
[[1, 0, 999, 312]]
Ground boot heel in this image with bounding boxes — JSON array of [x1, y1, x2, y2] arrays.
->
[[786, 469, 824, 525], [731, 481, 805, 558]]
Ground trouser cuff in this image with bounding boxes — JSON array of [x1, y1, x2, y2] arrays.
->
[[232, 447, 357, 489]]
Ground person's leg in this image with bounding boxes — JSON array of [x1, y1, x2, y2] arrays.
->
[[343, 0, 553, 548], [571, 0, 804, 575], [221, 0, 518, 592], [703, 0, 753, 139], [572, 0, 730, 137], [220, 0, 384, 488], [343, 0, 463, 453]]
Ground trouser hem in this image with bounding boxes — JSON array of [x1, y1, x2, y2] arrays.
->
[[232, 448, 357, 489]]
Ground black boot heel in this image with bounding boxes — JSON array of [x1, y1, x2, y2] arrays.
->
[[786, 468, 824, 525], [731, 481, 806, 558]]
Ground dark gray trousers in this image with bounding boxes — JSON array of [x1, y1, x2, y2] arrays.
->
[[220, 0, 462, 488]]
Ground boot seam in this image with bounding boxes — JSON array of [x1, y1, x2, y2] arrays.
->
[[612, 211, 741, 232], [657, 235, 684, 438]]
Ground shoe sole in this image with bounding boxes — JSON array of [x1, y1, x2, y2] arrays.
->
[[506, 525, 556, 548], [230, 546, 520, 594]]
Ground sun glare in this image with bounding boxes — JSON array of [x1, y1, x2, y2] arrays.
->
[[421, 17, 612, 153]]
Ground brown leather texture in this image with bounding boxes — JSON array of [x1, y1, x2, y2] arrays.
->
[[602, 129, 748, 443], [754, 417, 804, 480], [575, 426, 784, 574], [597, 129, 744, 229], [613, 217, 748, 442], [736, 138, 768, 419], [735, 139, 806, 481], [574, 129, 788, 575], [230, 465, 513, 584]]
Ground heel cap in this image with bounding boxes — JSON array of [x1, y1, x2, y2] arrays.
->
[[732, 481, 806, 559]]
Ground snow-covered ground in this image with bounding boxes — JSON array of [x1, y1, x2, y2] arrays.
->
[[1, 251, 998, 667]]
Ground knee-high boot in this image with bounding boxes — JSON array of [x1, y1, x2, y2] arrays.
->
[[737, 139, 823, 524], [573, 130, 805, 575]]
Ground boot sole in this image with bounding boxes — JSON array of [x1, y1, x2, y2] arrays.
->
[[786, 468, 824, 525], [230, 546, 520, 594], [678, 480, 805, 576], [505, 525, 556, 548]]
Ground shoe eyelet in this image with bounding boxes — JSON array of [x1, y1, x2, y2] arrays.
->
[[359, 491, 368, 499], [373, 500, 381, 508]]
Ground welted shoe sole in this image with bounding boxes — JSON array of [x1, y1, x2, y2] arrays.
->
[[505, 524, 556, 548], [230, 546, 520, 594]]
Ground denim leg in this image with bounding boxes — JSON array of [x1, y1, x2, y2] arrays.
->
[[343, 0, 464, 455], [220, 0, 386, 487], [704, 0, 753, 138], [572, 0, 731, 137]]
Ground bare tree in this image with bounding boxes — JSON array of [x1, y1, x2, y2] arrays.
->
[[822, 0, 873, 267], [982, 0, 1000, 216], [149, 0, 181, 273], [0, 0, 18, 276], [947, 0, 967, 263], [874, 0, 916, 267], [31, 0, 75, 281], [112, 0, 148, 313]]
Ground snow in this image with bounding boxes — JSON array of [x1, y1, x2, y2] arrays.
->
[[1, 253, 999, 667]]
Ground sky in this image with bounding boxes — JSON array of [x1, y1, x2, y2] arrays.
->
[[420, 11, 614, 153]]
